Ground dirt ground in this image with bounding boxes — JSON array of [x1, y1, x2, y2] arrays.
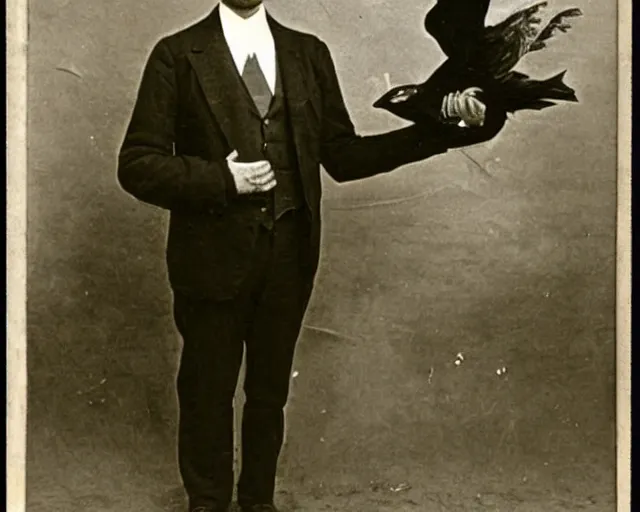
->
[[25, 0, 617, 510]]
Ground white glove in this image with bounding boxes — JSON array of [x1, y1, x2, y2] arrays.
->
[[226, 150, 277, 195], [441, 87, 487, 127]]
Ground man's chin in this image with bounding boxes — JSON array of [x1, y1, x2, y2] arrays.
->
[[222, 0, 264, 11]]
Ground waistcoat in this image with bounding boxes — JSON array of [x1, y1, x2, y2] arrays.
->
[[231, 56, 305, 229]]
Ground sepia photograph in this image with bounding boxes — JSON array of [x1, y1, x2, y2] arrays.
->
[[7, 0, 631, 510]]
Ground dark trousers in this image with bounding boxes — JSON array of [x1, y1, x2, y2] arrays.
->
[[173, 210, 314, 510]]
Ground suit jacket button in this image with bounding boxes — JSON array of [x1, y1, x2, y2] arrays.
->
[[260, 207, 267, 213], [262, 143, 268, 151], [263, 118, 270, 126]]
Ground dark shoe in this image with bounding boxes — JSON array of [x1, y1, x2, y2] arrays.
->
[[240, 505, 279, 512], [190, 507, 229, 512]]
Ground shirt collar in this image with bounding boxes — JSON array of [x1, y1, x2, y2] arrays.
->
[[219, 2, 270, 41], [218, 2, 277, 92]]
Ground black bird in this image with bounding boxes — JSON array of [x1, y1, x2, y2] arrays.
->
[[373, 0, 582, 126]]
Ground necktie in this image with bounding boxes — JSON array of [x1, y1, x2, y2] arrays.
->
[[241, 53, 273, 117]]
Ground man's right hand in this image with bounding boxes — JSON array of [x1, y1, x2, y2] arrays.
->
[[226, 150, 277, 195]]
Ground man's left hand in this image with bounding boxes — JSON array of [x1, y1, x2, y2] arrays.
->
[[441, 87, 487, 127]]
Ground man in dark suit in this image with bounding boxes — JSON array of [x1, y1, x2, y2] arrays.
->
[[117, 1, 503, 511]]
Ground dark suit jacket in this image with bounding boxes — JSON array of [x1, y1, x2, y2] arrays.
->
[[117, 6, 502, 299]]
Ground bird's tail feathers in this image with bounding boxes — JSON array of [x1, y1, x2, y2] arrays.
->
[[501, 70, 578, 112], [511, 99, 557, 111], [541, 70, 579, 101]]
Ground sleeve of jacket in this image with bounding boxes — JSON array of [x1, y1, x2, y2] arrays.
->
[[315, 40, 504, 183], [117, 38, 237, 212]]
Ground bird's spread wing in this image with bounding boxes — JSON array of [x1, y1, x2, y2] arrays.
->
[[480, 1, 548, 77], [424, 0, 491, 60], [529, 8, 583, 51]]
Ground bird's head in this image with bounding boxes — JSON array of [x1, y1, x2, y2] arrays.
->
[[373, 86, 419, 111]]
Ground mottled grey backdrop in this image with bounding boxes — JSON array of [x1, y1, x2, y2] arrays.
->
[[27, 0, 617, 510]]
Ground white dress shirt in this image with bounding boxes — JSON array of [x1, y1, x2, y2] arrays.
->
[[219, 2, 277, 94]]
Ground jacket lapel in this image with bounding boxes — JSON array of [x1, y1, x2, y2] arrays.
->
[[268, 17, 310, 104], [268, 17, 315, 174], [186, 7, 249, 151]]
